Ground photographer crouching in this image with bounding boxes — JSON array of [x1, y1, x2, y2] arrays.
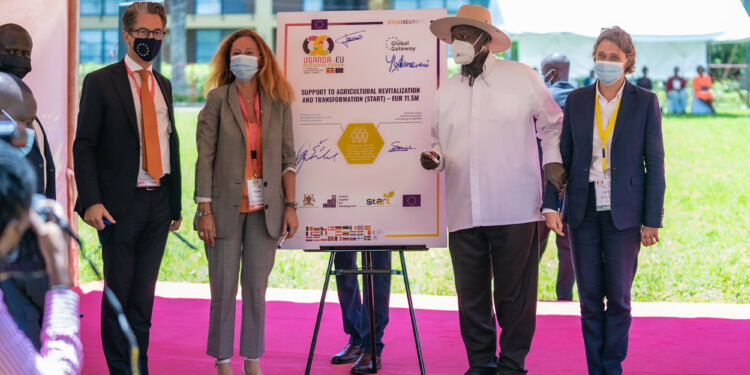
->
[[0, 71, 82, 374]]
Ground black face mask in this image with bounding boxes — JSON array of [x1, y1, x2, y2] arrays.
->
[[0, 55, 32, 79], [132, 38, 162, 62]]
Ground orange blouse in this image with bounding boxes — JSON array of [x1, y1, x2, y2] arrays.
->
[[239, 92, 264, 213], [693, 74, 713, 101]]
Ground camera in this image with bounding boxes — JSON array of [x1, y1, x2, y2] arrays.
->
[[0, 111, 46, 279]]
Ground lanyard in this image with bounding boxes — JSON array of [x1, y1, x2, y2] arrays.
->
[[125, 63, 156, 100], [594, 94, 621, 172], [237, 88, 261, 175]]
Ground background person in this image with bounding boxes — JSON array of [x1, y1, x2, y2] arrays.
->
[[691, 65, 715, 114], [0, 137, 81, 374], [0, 23, 56, 350], [194, 28, 297, 375], [635, 66, 652, 90], [584, 70, 596, 86], [538, 53, 575, 301], [542, 26, 665, 375], [330, 251, 391, 373], [666, 67, 687, 114], [424, 5, 564, 374], [73, 3, 182, 374]]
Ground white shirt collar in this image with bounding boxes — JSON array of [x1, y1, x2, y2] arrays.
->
[[595, 79, 625, 104], [482, 54, 499, 74], [124, 54, 153, 74]]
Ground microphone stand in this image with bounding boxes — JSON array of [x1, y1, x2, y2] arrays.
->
[[81, 247, 140, 375]]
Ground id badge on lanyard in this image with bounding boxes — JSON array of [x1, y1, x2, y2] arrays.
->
[[239, 88, 263, 211], [246, 177, 265, 210], [594, 179, 612, 211]]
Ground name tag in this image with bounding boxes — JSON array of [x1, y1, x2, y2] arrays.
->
[[594, 179, 611, 211], [246, 178, 265, 210]]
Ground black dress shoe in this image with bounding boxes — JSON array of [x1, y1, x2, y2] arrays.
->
[[463, 367, 497, 375], [350, 352, 382, 374], [331, 344, 362, 364]]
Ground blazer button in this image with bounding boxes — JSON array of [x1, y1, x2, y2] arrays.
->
[[612, 167, 618, 172], [38, 163, 43, 168], [264, 204, 269, 209], [263, 181, 268, 187]]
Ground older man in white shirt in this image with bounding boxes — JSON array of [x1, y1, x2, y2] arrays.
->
[[421, 5, 564, 375]]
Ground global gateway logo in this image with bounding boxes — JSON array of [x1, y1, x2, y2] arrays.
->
[[384, 37, 416, 52]]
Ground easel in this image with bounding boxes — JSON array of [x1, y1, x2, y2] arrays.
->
[[304, 246, 428, 375]]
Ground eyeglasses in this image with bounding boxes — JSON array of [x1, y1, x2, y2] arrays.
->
[[129, 28, 166, 40]]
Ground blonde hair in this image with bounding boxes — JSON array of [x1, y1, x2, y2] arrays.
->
[[204, 29, 294, 103]]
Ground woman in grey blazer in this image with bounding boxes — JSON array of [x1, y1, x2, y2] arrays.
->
[[194, 28, 298, 375]]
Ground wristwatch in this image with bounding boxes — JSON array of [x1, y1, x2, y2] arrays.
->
[[197, 210, 213, 217], [285, 201, 298, 209]]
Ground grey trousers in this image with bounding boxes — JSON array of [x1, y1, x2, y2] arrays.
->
[[205, 211, 277, 359]]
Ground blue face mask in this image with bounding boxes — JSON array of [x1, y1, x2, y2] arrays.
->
[[132, 37, 162, 62], [594, 61, 624, 86], [230, 55, 259, 82], [0, 109, 34, 157]]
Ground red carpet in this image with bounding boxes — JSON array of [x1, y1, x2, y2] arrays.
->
[[77, 285, 750, 375]]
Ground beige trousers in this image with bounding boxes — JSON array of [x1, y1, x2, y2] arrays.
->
[[205, 211, 277, 359]]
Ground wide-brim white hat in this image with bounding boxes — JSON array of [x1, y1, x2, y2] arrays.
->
[[430, 4, 511, 54]]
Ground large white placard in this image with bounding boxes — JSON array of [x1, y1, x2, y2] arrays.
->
[[277, 9, 447, 250]]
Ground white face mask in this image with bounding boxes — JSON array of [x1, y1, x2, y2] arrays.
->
[[452, 33, 485, 65], [230, 55, 258, 82], [594, 60, 624, 86]]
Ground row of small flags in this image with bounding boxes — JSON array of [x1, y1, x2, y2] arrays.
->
[[306, 225, 373, 242]]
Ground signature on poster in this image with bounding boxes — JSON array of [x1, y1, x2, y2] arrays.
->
[[386, 54, 429, 73], [388, 141, 416, 152], [335, 30, 366, 48], [296, 138, 339, 172]]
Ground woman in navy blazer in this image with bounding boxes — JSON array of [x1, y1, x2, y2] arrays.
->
[[542, 27, 665, 375]]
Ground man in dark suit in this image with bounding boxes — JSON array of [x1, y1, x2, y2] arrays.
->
[[0, 24, 56, 350], [538, 53, 575, 301], [73, 3, 181, 374]]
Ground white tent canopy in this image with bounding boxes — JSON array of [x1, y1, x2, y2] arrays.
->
[[489, 0, 750, 80]]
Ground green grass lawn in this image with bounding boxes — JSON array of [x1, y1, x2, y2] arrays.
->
[[76, 109, 750, 303]]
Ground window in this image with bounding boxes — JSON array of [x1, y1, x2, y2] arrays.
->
[[195, 30, 223, 63], [195, 0, 221, 15], [81, 0, 103, 15], [322, 0, 368, 11], [103, 0, 120, 15], [392, 0, 489, 12], [195, 0, 251, 14], [273, 0, 303, 13], [303, 0, 323, 12], [80, 29, 118, 64], [223, 0, 248, 13], [81, 0, 120, 16]]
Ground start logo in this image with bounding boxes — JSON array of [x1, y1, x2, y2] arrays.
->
[[367, 191, 394, 206], [303, 35, 335, 56]]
